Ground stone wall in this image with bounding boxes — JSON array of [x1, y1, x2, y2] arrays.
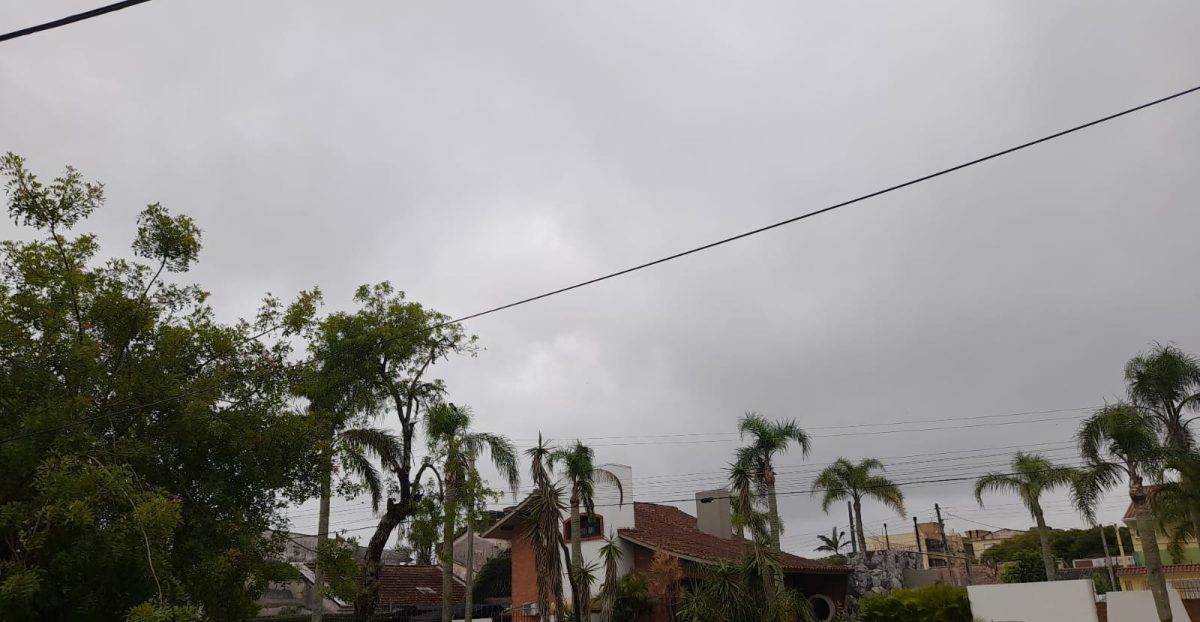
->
[[846, 550, 923, 601]]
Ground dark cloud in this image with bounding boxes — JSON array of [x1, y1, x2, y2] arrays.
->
[[4, 0, 1198, 550]]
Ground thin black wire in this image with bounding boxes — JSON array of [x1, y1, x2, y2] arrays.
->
[[0, 0, 154, 43], [4, 83, 1198, 446], [417, 83, 1200, 333]]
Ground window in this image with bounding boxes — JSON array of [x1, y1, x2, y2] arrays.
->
[[563, 514, 603, 541]]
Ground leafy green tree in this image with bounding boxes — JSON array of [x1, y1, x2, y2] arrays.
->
[[301, 407, 400, 622], [677, 555, 813, 622], [424, 403, 519, 622], [978, 527, 1132, 564], [1125, 344, 1200, 538], [1075, 403, 1172, 620], [813, 458, 906, 552], [305, 282, 476, 621], [550, 440, 624, 617], [974, 453, 1077, 583], [611, 573, 653, 622], [471, 548, 512, 602], [815, 527, 850, 555], [0, 154, 320, 620], [998, 550, 1047, 584], [857, 584, 972, 622], [735, 413, 811, 553]]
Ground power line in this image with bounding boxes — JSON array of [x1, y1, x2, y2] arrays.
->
[[0, 0, 154, 44], [5, 83, 1198, 446]]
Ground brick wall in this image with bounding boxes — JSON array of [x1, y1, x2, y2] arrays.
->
[[510, 535, 538, 611]]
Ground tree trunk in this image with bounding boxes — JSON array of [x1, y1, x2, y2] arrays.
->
[[853, 497, 866, 553], [354, 503, 408, 622], [464, 505, 474, 622], [311, 446, 332, 622], [765, 474, 784, 592], [766, 477, 781, 553], [442, 473, 458, 622], [570, 491, 587, 618], [1137, 503, 1173, 622], [1033, 508, 1056, 581]]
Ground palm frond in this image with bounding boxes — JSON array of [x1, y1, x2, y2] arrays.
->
[[862, 475, 906, 516], [341, 447, 384, 511]]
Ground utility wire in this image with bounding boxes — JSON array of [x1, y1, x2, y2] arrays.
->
[[4, 83, 1198, 446], [0, 0, 154, 43]]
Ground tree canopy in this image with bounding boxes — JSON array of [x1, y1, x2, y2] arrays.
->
[[979, 526, 1133, 564], [0, 154, 320, 620]]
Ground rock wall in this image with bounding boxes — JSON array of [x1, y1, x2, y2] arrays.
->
[[846, 550, 923, 601]]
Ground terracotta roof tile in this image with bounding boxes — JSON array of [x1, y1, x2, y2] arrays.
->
[[1117, 563, 1200, 576], [362, 565, 464, 610], [618, 503, 850, 574]]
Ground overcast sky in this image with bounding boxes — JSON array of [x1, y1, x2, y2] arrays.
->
[[4, 1, 1200, 555]]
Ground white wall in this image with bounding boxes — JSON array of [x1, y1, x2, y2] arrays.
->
[[1106, 589, 1192, 622], [968, 579, 1099, 622], [559, 464, 636, 603]]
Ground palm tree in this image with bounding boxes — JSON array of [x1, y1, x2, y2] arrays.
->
[[525, 434, 566, 620], [812, 458, 905, 552], [425, 404, 520, 622], [814, 527, 850, 555], [1126, 344, 1200, 537], [1076, 403, 1172, 621], [598, 534, 623, 622], [550, 440, 625, 619], [310, 411, 401, 622], [735, 413, 811, 553], [974, 452, 1076, 582]]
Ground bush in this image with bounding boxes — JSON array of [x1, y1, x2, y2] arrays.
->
[[998, 550, 1046, 584], [857, 584, 972, 622], [472, 548, 512, 601]]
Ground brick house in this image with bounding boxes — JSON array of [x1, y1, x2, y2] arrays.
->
[[482, 464, 850, 621]]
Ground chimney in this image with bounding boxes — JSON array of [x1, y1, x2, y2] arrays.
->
[[695, 489, 734, 539]]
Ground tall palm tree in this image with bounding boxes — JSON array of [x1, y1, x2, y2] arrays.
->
[[310, 411, 401, 622], [550, 440, 625, 619], [525, 434, 566, 620], [425, 404, 520, 622], [812, 458, 905, 552], [1126, 344, 1200, 537], [1075, 403, 1172, 621], [735, 413, 811, 553], [974, 452, 1076, 583], [598, 534, 623, 622], [814, 527, 850, 555]]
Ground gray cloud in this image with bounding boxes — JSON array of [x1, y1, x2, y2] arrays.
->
[[4, 0, 1199, 551]]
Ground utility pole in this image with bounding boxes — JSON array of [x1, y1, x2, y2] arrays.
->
[[464, 454, 476, 622], [1099, 523, 1117, 593], [935, 504, 950, 570], [1114, 523, 1129, 568], [848, 501, 858, 554], [884, 523, 891, 550], [914, 516, 925, 569]]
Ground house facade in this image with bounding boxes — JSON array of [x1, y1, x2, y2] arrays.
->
[[962, 528, 1026, 561], [1123, 490, 1200, 565], [482, 464, 851, 621], [864, 522, 967, 568]]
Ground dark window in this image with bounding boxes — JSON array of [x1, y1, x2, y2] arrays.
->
[[563, 514, 603, 541]]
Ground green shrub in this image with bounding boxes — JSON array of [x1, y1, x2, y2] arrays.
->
[[998, 550, 1046, 584], [857, 584, 972, 622]]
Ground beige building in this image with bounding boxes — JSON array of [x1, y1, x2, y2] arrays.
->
[[864, 522, 966, 569], [963, 528, 1026, 561]]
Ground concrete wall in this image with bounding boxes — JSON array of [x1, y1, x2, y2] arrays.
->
[[1105, 589, 1192, 622], [968, 579, 1099, 622]]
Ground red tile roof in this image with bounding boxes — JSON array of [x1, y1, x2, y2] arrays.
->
[[371, 565, 465, 610], [618, 503, 850, 574], [1117, 563, 1200, 576]]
